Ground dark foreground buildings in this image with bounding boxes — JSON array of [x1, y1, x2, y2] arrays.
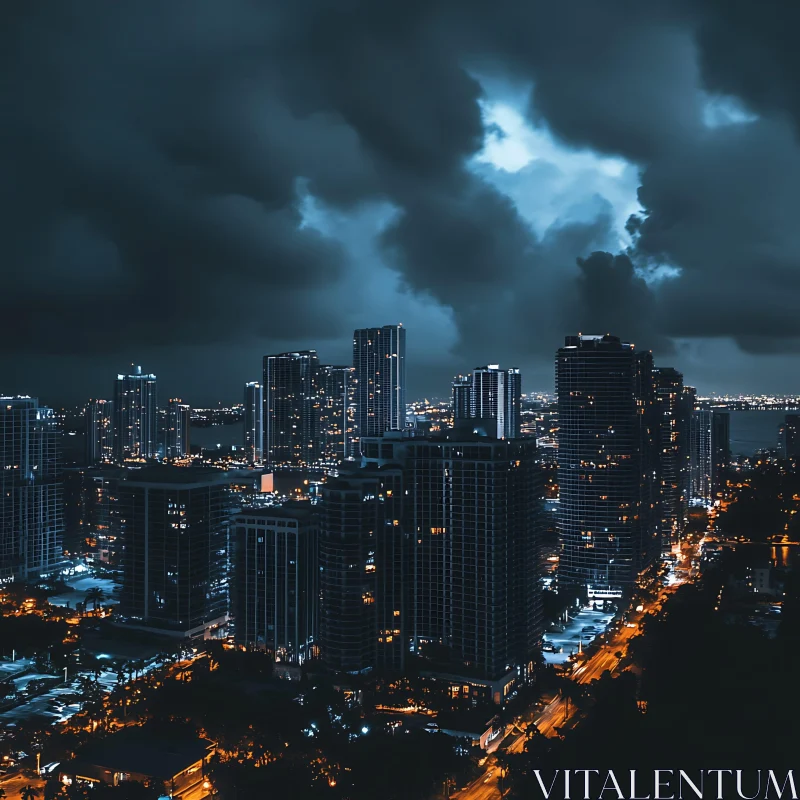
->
[[556, 335, 661, 600], [0, 396, 64, 580], [117, 467, 235, 637], [233, 503, 319, 664], [319, 429, 543, 703]]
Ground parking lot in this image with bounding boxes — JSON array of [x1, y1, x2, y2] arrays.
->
[[542, 606, 617, 665]]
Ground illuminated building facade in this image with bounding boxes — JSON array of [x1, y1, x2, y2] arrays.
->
[[451, 366, 522, 439], [452, 376, 471, 422], [556, 335, 660, 599], [0, 396, 64, 580], [780, 414, 800, 460], [653, 367, 687, 547], [243, 381, 263, 466], [263, 351, 321, 469], [357, 431, 543, 689], [318, 463, 405, 674], [85, 399, 114, 464], [318, 364, 357, 468], [689, 408, 730, 505], [711, 410, 730, 501], [113, 366, 158, 461], [233, 504, 319, 663], [353, 325, 406, 447], [165, 399, 191, 461], [117, 467, 232, 636], [63, 466, 124, 565]]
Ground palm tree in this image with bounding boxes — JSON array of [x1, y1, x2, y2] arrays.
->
[[84, 587, 105, 614], [19, 786, 40, 800], [0, 787, 6, 798]]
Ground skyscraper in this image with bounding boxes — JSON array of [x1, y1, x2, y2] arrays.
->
[[402, 433, 541, 692], [711, 411, 730, 501], [113, 366, 158, 461], [243, 382, 264, 466], [689, 409, 712, 505], [263, 351, 321, 469], [451, 376, 471, 422], [779, 414, 800, 460], [556, 334, 660, 599], [318, 365, 357, 468], [353, 430, 543, 698], [165, 399, 191, 461], [85, 399, 114, 464], [233, 503, 319, 663], [117, 467, 233, 636], [653, 368, 686, 548], [353, 325, 406, 447], [452, 365, 522, 439], [0, 397, 64, 580], [319, 467, 397, 674]]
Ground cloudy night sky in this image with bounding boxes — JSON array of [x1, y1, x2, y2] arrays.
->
[[3, 0, 800, 406]]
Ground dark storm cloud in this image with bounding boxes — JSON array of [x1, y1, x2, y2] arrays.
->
[[572, 252, 673, 355], [4, 0, 800, 400]]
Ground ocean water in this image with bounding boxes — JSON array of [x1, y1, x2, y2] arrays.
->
[[729, 410, 787, 456], [190, 421, 244, 450]]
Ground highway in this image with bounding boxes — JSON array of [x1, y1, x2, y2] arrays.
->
[[452, 540, 700, 800]]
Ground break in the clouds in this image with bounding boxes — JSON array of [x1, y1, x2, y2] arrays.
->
[[3, 0, 800, 404]]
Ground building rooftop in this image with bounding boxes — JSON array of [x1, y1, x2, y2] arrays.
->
[[70, 724, 213, 780], [235, 501, 317, 521]]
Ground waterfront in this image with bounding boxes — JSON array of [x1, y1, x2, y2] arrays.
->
[[729, 410, 787, 456]]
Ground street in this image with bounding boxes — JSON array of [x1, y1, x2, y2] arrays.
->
[[452, 542, 701, 800]]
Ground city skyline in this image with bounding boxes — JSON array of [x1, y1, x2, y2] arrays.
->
[[3, 5, 800, 794]]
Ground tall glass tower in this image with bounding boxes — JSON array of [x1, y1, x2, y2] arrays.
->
[[113, 366, 158, 461], [165, 398, 191, 460], [0, 396, 64, 580], [263, 351, 321, 469], [556, 334, 660, 599], [353, 325, 406, 447], [470, 365, 521, 439], [653, 367, 686, 548], [318, 365, 357, 468], [85, 399, 114, 464], [243, 381, 264, 466]]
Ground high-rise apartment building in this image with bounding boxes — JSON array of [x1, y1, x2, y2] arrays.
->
[[318, 365, 357, 467], [689, 408, 730, 506], [556, 334, 660, 599], [318, 463, 406, 674], [233, 503, 319, 664], [263, 351, 321, 469], [85, 399, 114, 464], [689, 409, 712, 505], [451, 366, 521, 439], [779, 414, 800, 461], [653, 368, 687, 547], [243, 382, 264, 466], [165, 399, 191, 461], [117, 467, 233, 636], [63, 466, 124, 565], [711, 411, 730, 501], [0, 397, 64, 580], [353, 325, 406, 447], [451, 376, 471, 422], [113, 366, 158, 461], [344, 431, 543, 700]]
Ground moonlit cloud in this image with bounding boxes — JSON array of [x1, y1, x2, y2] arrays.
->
[[473, 95, 641, 248], [701, 93, 759, 128]]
